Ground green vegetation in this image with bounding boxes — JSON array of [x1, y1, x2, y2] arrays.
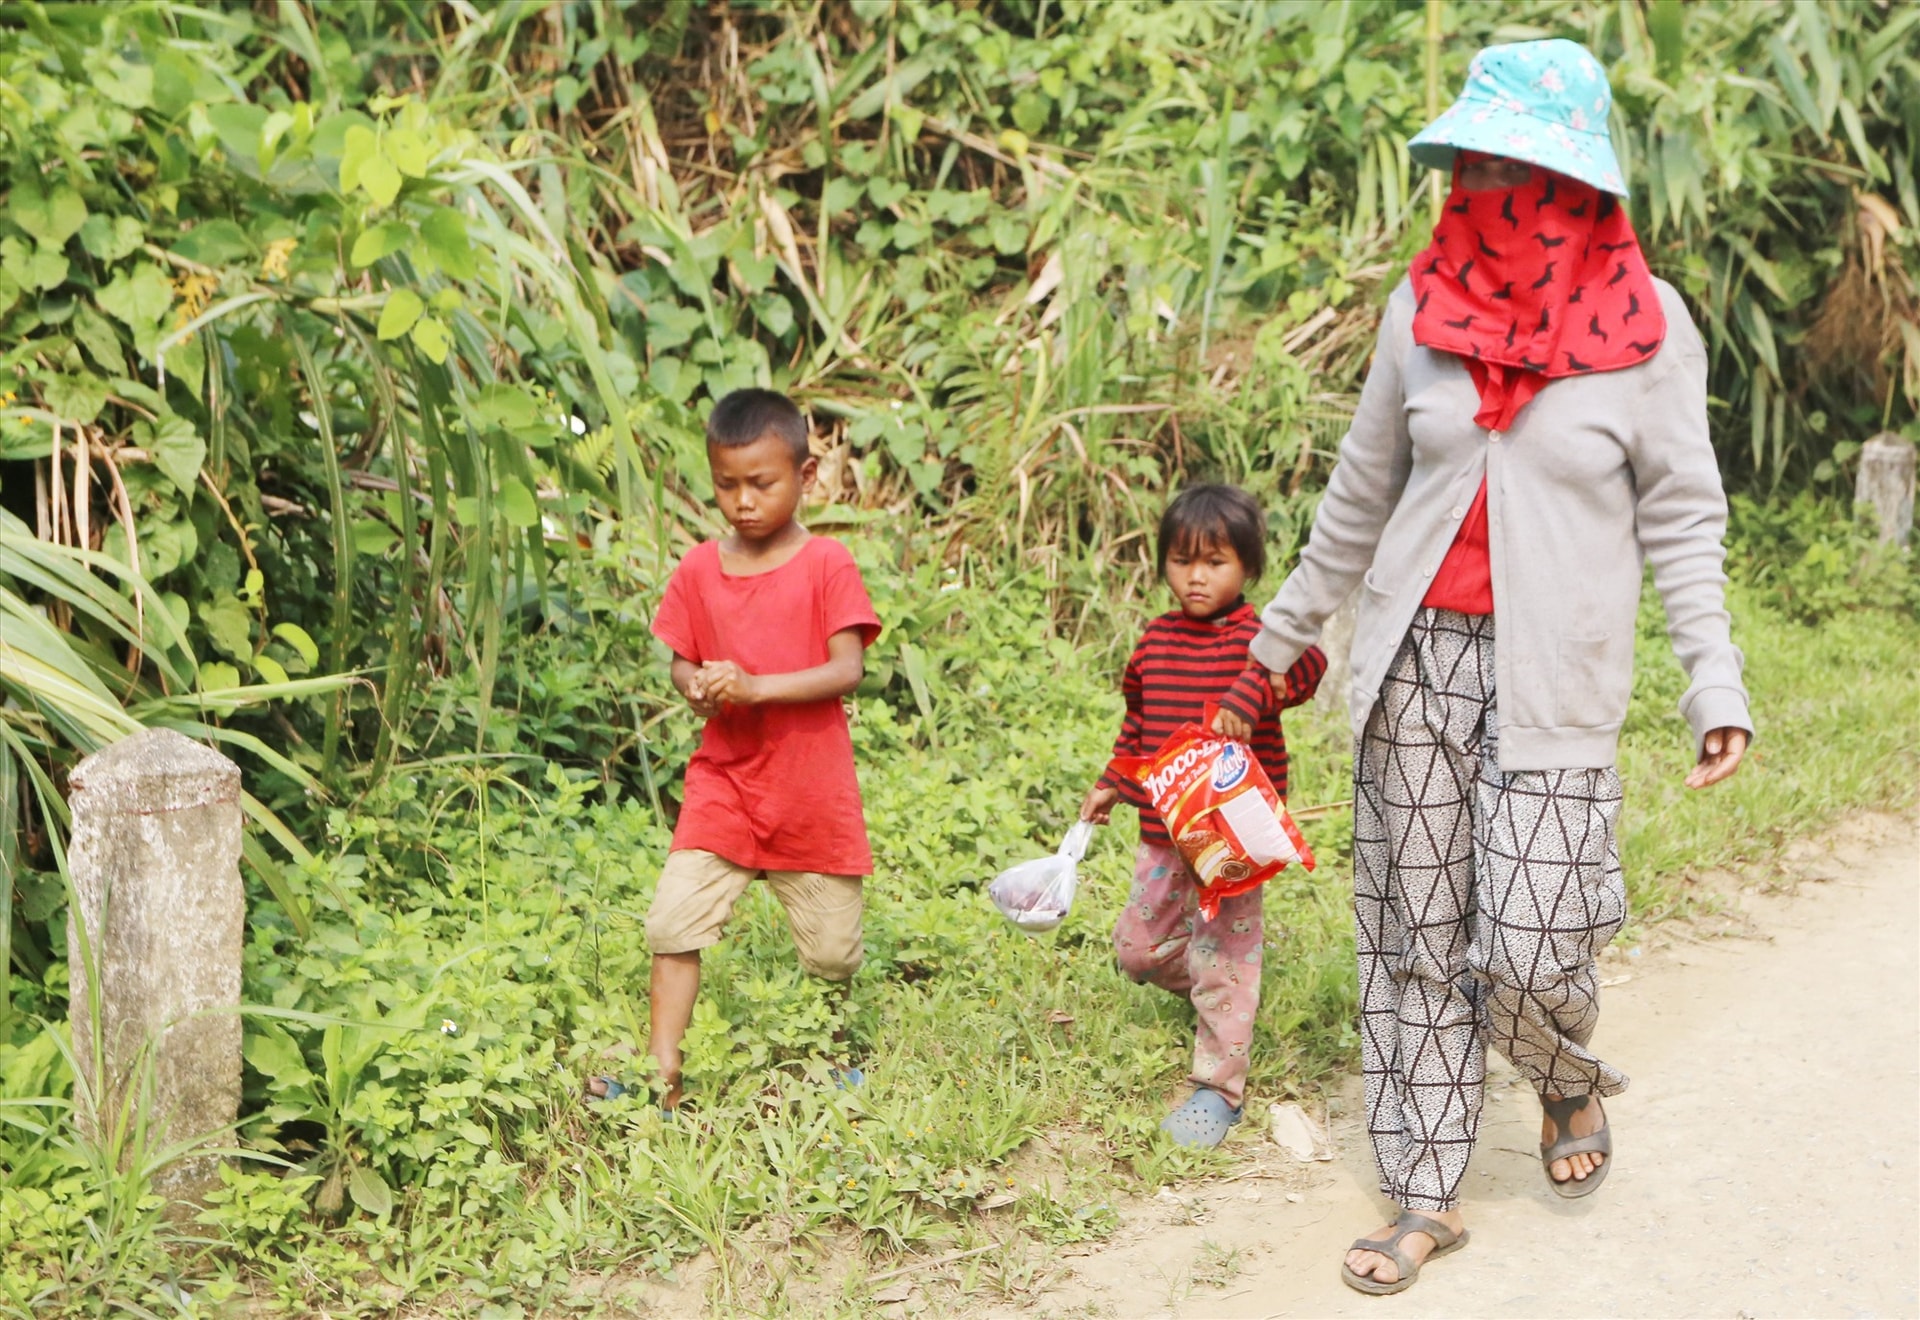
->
[[1, 1, 1917, 1314]]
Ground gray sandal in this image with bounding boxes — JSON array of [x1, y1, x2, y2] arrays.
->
[[1540, 1094, 1612, 1198], [1160, 1087, 1243, 1148], [1339, 1211, 1470, 1296]]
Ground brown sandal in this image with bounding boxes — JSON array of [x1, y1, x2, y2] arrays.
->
[[1540, 1093, 1612, 1198], [1339, 1211, 1470, 1296]]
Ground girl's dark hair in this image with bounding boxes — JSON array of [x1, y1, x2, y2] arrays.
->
[[706, 388, 811, 464], [1157, 484, 1266, 579]]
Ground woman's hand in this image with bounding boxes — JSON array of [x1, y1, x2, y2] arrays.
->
[[1685, 727, 1748, 790], [1080, 783, 1120, 825]]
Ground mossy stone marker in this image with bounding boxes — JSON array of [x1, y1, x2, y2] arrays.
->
[[66, 727, 243, 1205], [1856, 432, 1915, 547]]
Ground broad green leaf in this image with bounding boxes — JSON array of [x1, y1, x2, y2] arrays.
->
[[348, 1164, 393, 1217], [243, 1023, 311, 1089], [9, 180, 87, 248], [497, 477, 540, 528], [376, 288, 423, 340], [867, 178, 910, 209], [473, 383, 542, 430], [199, 660, 241, 690], [97, 263, 173, 328], [272, 622, 320, 667], [350, 221, 414, 267], [198, 595, 253, 661], [41, 374, 107, 424], [338, 125, 378, 193], [823, 177, 864, 216], [418, 206, 476, 279], [352, 518, 398, 555], [71, 301, 123, 372], [94, 54, 155, 110], [140, 416, 207, 496], [410, 314, 450, 363], [3, 238, 70, 292], [259, 110, 295, 170], [359, 150, 403, 208], [207, 102, 271, 165], [78, 214, 143, 262], [384, 127, 431, 178], [172, 220, 253, 266], [253, 653, 290, 686]]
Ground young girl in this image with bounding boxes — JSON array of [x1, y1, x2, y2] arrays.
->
[[1081, 485, 1327, 1147]]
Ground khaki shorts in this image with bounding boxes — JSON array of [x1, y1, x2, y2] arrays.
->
[[644, 849, 864, 980]]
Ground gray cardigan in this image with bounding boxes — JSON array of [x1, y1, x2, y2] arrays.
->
[[1249, 277, 1753, 771]]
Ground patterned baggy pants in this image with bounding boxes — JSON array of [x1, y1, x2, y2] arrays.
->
[[1113, 843, 1265, 1109], [1355, 608, 1629, 1211]]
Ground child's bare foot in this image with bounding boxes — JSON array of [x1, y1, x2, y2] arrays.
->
[[1343, 1207, 1465, 1286], [1541, 1093, 1607, 1183]]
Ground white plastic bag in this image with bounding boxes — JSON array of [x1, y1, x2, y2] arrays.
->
[[988, 820, 1094, 934]]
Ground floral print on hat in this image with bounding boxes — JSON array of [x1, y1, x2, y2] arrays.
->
[[1409, 38, 1629, 196]]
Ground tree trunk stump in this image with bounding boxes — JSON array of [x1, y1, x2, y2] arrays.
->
[[66, 727, 244, 1207]]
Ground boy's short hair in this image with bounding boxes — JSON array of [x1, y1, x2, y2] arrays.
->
[[706, 389, 811, 465], [1158, 484, 1267, 580]]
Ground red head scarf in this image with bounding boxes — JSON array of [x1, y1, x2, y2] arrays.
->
[[1409, 157, 1666, 430]]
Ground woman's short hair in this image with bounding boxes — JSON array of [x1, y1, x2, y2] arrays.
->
[[1158, 484, 1266, 579], [706, 389, 811, 464]]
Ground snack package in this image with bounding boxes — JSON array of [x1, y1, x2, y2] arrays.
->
[[988, 820, 1093, 934], [1112, 707, 1314, 918]]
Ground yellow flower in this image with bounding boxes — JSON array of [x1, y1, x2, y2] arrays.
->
[[173, 271, 219, 330], [260, 237, 297, 282]]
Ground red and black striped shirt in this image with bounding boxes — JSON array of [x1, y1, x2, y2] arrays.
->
[[1098, 600, 1327, 846]]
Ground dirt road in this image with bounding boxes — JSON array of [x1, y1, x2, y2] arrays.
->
[[990, 812, 1919, 1320]]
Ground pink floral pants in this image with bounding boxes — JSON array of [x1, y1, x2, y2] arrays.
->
[[1112, 842, 1265, 1109]]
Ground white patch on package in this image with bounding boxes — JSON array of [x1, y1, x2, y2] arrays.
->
[[1216, 790, 1305, 866]]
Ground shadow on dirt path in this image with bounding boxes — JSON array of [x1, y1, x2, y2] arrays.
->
[[970, 811, 1919, 1320]]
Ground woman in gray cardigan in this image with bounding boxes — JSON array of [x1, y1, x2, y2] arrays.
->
[[1238, 41, 1753, 1295]]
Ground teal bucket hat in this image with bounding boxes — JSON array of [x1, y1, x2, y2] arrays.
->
[[1409, 38, 1627, 196]]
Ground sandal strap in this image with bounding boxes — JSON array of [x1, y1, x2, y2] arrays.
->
[[1542, 1128, 1612, 1161], [1393, 1211, 1462, 1250], [1539, 1094, 1612, 1163], [1348, 1236, 1416, 1279]]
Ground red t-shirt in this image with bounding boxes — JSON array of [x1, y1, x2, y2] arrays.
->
[[1422, 477, 1494, 615], [651, 536, 882, 875]]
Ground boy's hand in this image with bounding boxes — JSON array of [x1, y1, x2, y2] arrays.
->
[[1210, 706, 1253, 743], [1685, 726, 1748, 789], [684, 673, 719, 718], [697, 660, 762, 708], [1080, 783, 1120, 825]]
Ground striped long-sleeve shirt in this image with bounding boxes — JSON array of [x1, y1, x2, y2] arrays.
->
[[1098, 600, 1327, 846]]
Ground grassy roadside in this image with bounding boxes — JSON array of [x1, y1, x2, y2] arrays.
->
[[4, 571, 1916, 1317]]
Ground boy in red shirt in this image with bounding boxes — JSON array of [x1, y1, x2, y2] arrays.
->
[[594, 389, 880, 1110]]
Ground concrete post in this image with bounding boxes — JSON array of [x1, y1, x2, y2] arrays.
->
[[66, 727, 243, 1205], [1313, 587, 1361, 718], [1856, 433, 1915, 547]]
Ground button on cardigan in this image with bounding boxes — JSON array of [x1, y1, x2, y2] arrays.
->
[[1248, 277, 1753, 772]]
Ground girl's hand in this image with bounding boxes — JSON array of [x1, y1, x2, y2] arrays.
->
[[1685, 727, 1748, 789], [1080, 783, 1120, 825], [1210, 706, 1253, 742]]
